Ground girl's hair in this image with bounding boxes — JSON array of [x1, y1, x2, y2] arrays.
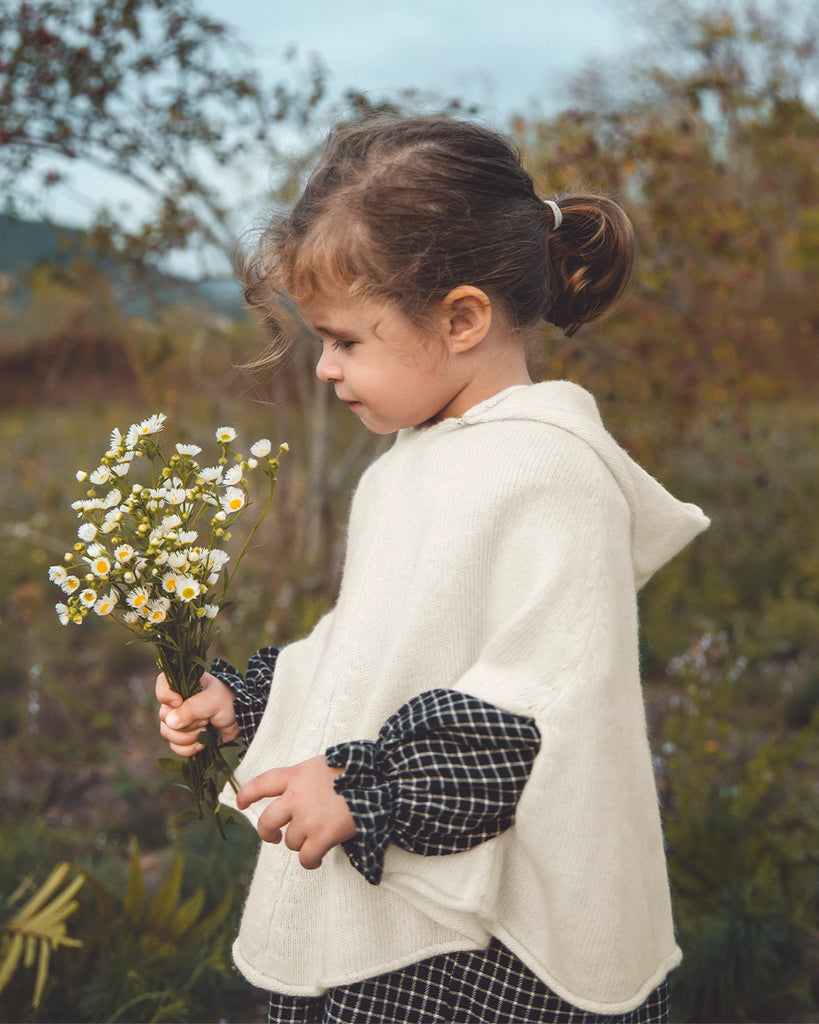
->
[[238, 116, 635, 357]]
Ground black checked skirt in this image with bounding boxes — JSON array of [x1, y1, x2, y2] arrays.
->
[[265, 938, 670, 1023]]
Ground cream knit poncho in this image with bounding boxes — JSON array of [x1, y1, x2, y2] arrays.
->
[[220, 381, 709, 1014]]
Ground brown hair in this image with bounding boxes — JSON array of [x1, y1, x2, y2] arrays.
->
[[238, 116, 635, 357]]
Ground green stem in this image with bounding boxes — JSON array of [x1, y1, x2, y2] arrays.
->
[[223, 467, 279, 594]]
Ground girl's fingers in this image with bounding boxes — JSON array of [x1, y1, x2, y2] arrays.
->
[[283, 822, 306, 853], [256, 800, 292, 845], [155, 672, 182, 707], [169, 739, 205, 757], [236, 767, 288, 810], [298, 838, 328, 871]]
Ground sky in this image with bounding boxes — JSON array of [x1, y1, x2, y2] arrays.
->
[[200, 0, 647, 123]]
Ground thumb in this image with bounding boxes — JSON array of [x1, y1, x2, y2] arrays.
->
[[164, 692, 207, 730]]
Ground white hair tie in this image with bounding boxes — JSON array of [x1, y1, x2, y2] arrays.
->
[[544, 199, 562, 230]]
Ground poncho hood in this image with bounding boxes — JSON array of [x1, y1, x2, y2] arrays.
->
[[458, 381, 709, 588]]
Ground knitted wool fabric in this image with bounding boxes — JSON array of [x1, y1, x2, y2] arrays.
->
[[220, 381, 709, 1014]]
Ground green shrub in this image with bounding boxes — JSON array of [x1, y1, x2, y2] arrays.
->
[[0, 835, 257, 1024], [658, 634, 819, 1022]]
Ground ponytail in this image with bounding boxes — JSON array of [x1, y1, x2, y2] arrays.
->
[[545, 194, 636, 337]]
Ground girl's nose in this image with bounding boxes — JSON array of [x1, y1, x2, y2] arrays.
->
[[316, 346, 341, 383]]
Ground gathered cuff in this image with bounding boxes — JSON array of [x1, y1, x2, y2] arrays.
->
[[326, 741, 394, 885], [210, 645, 278, 748], [325, 689, 541, 886]]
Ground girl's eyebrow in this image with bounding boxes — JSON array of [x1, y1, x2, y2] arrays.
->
[[313, 323, 352, 338]]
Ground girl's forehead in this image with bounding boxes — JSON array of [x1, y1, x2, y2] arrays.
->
[[296, 289, 391, 334]]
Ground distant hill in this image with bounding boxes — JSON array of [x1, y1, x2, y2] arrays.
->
[[0, 214, 244, 317], [0, 214, 90, 275]]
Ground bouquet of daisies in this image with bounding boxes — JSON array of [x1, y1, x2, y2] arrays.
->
[[48, 412, 287, 836]]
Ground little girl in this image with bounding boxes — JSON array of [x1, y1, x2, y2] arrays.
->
[[157, 116, 708, 1024]]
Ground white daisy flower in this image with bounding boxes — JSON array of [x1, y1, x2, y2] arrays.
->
[[78, 523, 97, 543], [49, 565, 68, 584], [199, 466, 223, 484], [175, 443, 202, 456], [94, 592, 117, 616], [165, 488, 187, 505], [90, 466, 112, 485], [162, 514, 182, 530], [203, 604, 219, 619], [103, 489, 122, 509], [136, 413, 167, 436], [62, 576, 81, 594], [114, 544, 135, 563], [168, 551, 188, 570], [175, 575, 200, 602], [146, 603, 168, 624], [250, 438, 272, 458], [222, 465, 243, 486], [56, 603, 70, 625], [205, 549, 230, 571], [127, 587, 150, 610], [161, 571, 178, 593], [215, 426, 237, 443], [90, 554, 112, 577], [123, 610, 139, 624], [79, 588, 98, 607], [177, 530, 197, 545], [219, 488, 245, 514]]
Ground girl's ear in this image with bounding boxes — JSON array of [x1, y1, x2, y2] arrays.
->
[[440, 286, 492, 354]]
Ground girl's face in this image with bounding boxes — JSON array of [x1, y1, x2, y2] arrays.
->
[[298, 290, 471, 435]]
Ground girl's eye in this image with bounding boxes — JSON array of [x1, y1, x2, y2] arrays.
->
[[332, 339, 356, 351]]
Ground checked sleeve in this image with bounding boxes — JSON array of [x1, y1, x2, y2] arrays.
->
[[210, 646, 279, 747], [325, 688, 541, 886]]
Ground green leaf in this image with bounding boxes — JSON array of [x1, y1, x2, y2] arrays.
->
[[0, 933, 24, 999], [122, 838, 146, 923], [144, 855, 183, 932]]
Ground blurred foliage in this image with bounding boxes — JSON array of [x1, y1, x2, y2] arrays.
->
[[0, 862, 84, 1010], [0, 0, 817, 1021], [0, 0, 328, 265], [0, 0, 475, 270], [656, 633, 819, 1023], [0, 835, 261, 1023]]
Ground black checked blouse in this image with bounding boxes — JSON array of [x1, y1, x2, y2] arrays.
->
[[211, 647, 670, 1024]]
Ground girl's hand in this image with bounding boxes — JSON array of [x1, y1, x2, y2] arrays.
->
[[156, 671, 239, 756], [236, 756, 357, 870]]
